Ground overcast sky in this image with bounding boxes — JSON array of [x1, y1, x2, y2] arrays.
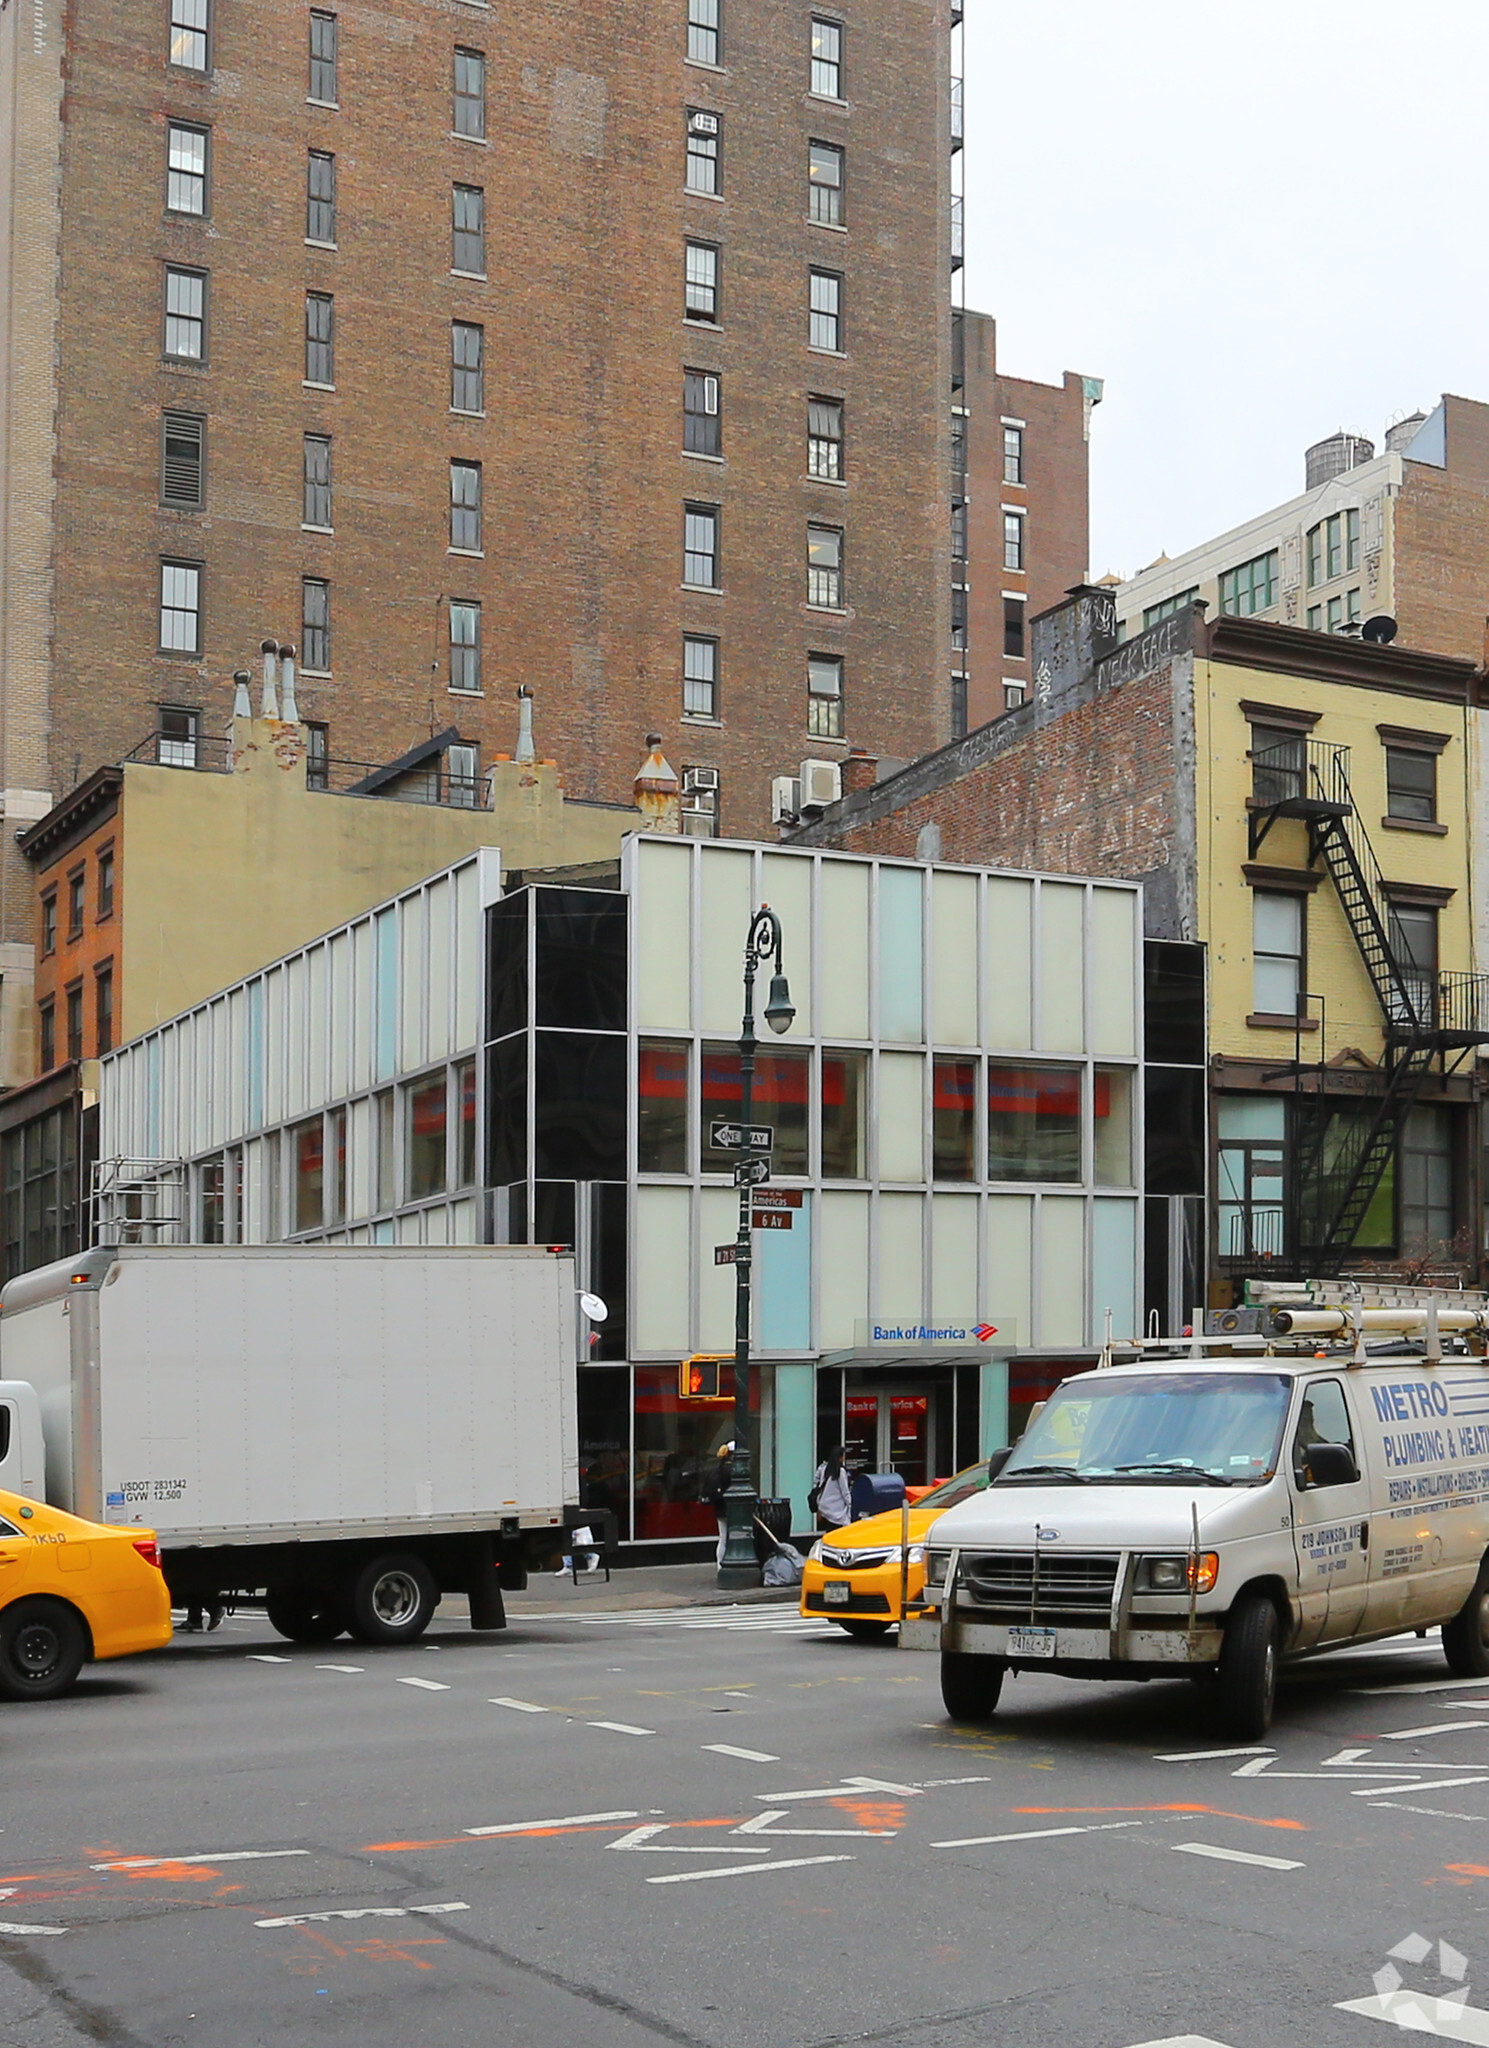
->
[[962, 1, 1489, 581]]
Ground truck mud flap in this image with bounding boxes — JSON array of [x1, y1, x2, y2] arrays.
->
[[465, 1536, 507, 1631]]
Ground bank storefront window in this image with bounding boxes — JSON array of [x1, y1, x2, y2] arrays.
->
[[933, 1057, 977, 1180], [701, 1045, 809, 1174], [638, 1040, 689, 1173], [821, 1051, 866, 1178], [1094, 1067, 1135, 1186], [987, 1064, 1081, 1182]]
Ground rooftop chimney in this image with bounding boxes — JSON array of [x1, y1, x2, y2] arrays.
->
[[278, 644, 299, 725], [514, 686, 536, 764], [260, 638, 279, 720], [634, 733, 681, 834], [840, 748, 879, 795], [231, 670, 252, 719]]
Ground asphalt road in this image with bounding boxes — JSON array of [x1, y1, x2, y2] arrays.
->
[[4, 1597, 1489, 2048]]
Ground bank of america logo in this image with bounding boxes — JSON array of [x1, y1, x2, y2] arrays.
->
[[974, 1323, 998, 1342]]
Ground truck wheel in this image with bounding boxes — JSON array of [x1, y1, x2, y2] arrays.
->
[[1218, 1593, 1279, 1738], [0, 1599, 88, 1702], [940, 1650, 1005, 1720], [838, 1620, 893, 1641], [1442, 1568, 1489, 1678], [265, 1591, 346, 1645], [345, 1555, 438, 1646]]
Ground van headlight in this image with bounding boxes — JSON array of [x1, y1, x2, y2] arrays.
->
[[923, 1549, 950, 1586], [1138, 1552, 1219, 1595]]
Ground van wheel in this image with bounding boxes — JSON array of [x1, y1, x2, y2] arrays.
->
[[940, 1650, 1005, 1720], [0, 1598, 88, 1701], [1218, 1594, 1279, 1739], [838, 1620, 893, 1641], [265, 1591, 346, 1645], [345, 1555, 439, 1646], [1442, 1570, 1489, 1678]]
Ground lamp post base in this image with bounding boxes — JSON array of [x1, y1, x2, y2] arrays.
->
[[715, 1477, 760, 1589]]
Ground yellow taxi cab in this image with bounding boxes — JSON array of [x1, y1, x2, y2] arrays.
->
[[800, 1462, 990, 1637], [0, 1488, 173, 1700]]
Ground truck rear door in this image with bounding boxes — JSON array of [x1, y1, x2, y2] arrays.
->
[[1288, 1376, 1371, 1644]]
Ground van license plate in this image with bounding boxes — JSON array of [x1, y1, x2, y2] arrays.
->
[[1008, 1627, 1057, 1658], [823, 1581, 852, 1606]]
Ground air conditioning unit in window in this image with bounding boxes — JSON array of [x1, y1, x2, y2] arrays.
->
[[770, 775, 800, 825], [689, 110, 719, 136], [682, 765, 719, 795], [798, 759, 842, 810]]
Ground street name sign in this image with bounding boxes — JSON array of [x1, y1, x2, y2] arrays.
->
[[750, 1188, 803, 1209], [751, 1210, 792, 1230], [714, 1243, 742, 1265]]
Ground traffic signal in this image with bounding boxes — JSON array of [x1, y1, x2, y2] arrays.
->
[[680, 1355, 723, 1399]]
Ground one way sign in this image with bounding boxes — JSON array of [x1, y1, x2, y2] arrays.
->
[[710, 1121, 775, 1152]]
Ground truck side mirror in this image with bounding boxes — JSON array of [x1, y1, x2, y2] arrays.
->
[[987, 1446, 1012, 1482], [1304, 1442, 1358, 1489]]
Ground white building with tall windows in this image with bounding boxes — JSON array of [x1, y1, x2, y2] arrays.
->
[[98, 837, 1146, 1551]]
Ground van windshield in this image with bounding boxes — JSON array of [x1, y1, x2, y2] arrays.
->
[[996, 1373, 1292, 1487]]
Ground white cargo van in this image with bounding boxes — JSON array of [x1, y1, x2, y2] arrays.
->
[[908, 1346, 1489, 1736]]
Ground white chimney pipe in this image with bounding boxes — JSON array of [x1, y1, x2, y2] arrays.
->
[[279, 644, 299, 725], [232, 670, 252, 719], [260, 639, 280, 720], [515, 686, 536, 764]]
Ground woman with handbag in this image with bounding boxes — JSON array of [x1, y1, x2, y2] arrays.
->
[[808, 1444, 853, 1532]]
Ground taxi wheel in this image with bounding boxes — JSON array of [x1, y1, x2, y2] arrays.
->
[[940, 1650, 1005, 1720], [0, 1598, 88, 1702], [1217, 1593, 1279, 1739], [837, 1620, 894, 1641], [1442, 1568, 1489, 1678]]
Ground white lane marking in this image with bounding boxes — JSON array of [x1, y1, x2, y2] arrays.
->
[[722, 1691, 755, 1699], [734, 1810, 896, 1840], [1383, 1721, 1489, 1740], [246, 1654, 293, 1664], [316, 1664, 365, 1674], [257, 1902, 469, 1928], [1172, 1842, 1304, 1872], [702, 1744, 780, 1763], [646, 1854, 853, 1886], [1336, 1989, 1489, 2041], [587, 1721, 654, 1737], [934, 1822, 1142, 1849], [1349, 1777, 1489, 1797], [1352, 1677, 1489, 1696], [396, 1677, 451, 1692], [0, 1920, 68, 1936], [489, 1697, 548, 1714], [756, 1776, 921, 1801], [1155, 1746, 1274, 1762], [91, 1850, 311, 1871], [920, 1777, 993, 1788], [1232, 1758, 1391, 1780], [1125, 2038, 1236, 2047], [465, 1810, 639, 1837], [1369, 1800, 1489, 1822], [608, 1826, 770, 1856]]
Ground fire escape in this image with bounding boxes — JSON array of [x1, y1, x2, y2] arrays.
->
[[1249, 737, 1489, 1271]]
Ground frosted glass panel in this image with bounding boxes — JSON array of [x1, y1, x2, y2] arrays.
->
[[931, 869, 978, 1046], [819, 861, 870, 1038], [399, 892, 427, 1075], [635, 839, 693, 1032], [877, 865, 923, 1042], [699, 846, 755, 1036], [426, 878, 452, 1063], [1039, 884, 1085, 1054], [876, 1052, 925, 1181], [758, 1191, 811, 1349], [985, 878, 1032, 1049], [819, 1191, 869, 1347], [985, 1194, 1031, 1347], [1092, 1199, 1137, 1341], [931, 1195, 979, 1323], [875, 1191, 923, 1323], [634, 1186, 692, 1350], [1090, 889, 1137, 1057], [1038, 1196, 1086, 1347], [761, 853, 813, 1038], [698, 1186, 737, 1351]]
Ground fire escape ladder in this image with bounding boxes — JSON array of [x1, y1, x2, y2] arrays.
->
[[1299, 1042, 1438, 1268]]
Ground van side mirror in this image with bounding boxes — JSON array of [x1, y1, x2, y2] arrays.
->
[[1304, 1442, 1359, 1489], [987, 1446, 1012, 1482]]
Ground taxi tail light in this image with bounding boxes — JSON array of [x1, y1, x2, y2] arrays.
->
[[132, 1538, 162, 1570]]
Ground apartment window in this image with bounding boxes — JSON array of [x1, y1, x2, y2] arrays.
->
[[406, 1076, 448, 1200], [306, 149, 336, 241], [1004, 597, 1026, 658], [1401, 1104, 1453, 1252], [1326, 594, 1343, 632], [683, 503, 718, 587], [933, 1058, 977, 1180], [160, 411, 205, 509], [807, 653, 842, 738], [681, 767, 720, 838], [1306, 605, 1322, 631], [95, 967, 114, 1057], [950, 500, 967, 561], [159, 561, 201, 652], [157, 705, 200, 767], [1142, 588, 1199, 628], [449, 600, 482, 693], [1003, 681, 1026, 712], [169, 0, 209, 69], [41, 893, 57, 956], [1345, 506, 1360, 570], [446, 741, 480, 808], [308, 9, 337, 101], [450, 460, 482, 551], [1385, 745, 1437, 823], [1252, 890, 1303, 1016], [301, 577, 330, 670], [1248, 720, 1304, 805], [683, 369, 721, 456], [950, 673, 968, 739], [305, 721, 329, 789], [166, 122, 208, 214], [809, 267, 841, 350], [291, 1116, 324, 1233], [810, 16, 842, 96], [65, 986, 83, 1065], [1002, 510, 1023, 571], [163, 266, 206, 361], [686, 110, 720, 193], [687, 0, 719, 65], [452, 183, 485, 273], [67, 869, 85, 938], [807, 524, 842, 608], [302, 434, 332, 527], [808, 396, 843, 480], [683, 635, 717, 718], [305, 292, 334, 383], [808, 140, 844, 225], [987, 1065, 1081, 1182], [685, 239, 719, 320], [453, 47, 486, 137], [451, 320, 484, 411], [1218, 549, 1278, 616], [1002, 423, 1023, 483], [38, 1001, 55, 1073], [1389, 903, 1438, 1024]]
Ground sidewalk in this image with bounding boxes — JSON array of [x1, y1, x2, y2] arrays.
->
[[502, 1561, 797, 1616]]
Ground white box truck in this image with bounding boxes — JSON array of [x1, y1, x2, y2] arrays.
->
[[0, 1243, 587, 1645]]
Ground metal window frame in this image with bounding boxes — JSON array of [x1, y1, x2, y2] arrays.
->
[[453, 45, 487, 136], [307, 148, 336, 242], [163, 263, 208, 363], [810, 14, 842, 96], [683, 368, 722, 455], [683, 501, 719, 587], [450, 459, 483, 551], [682, 633, 718, 718], [165, 120, 209, 216], [451, 319, 484, 411], [305, 290, 334, 383], [301, 575, 331, 671], [449, 599, 482, 693], [308, 8, 338, 101], [685, 110, 721, 193], [452, 182, 486, 273], [168, 0, 210, 72], [158, 559, 203, 654], [302, 432, 332, 528], [808, 139, 844, 224], [684, 238, 719, 319]]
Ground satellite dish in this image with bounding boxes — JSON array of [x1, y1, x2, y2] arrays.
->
[[1362, 615, 1398, 645], [579, 1291, 609, 1323]]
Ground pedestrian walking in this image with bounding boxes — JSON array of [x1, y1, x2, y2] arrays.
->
[[706, 1440, 735, 1564], [808, 1445, 854, 1531]]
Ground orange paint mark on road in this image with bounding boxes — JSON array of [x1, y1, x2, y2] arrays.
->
[[829, 1799, 908, 1831], [1013, 1804, 1306, 1832], [1445, 1864, 1489, 1880], [122, 1861, 218, 1884]]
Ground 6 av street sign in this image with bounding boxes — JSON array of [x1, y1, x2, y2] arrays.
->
[[710, 1121, 775, 1153]]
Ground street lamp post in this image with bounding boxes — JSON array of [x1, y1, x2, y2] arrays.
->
[[716, 905, 795, 1588]]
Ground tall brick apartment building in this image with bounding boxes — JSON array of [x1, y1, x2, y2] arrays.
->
[[0, 0, 956, 1078]]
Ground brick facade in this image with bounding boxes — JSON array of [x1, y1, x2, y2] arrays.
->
[[1394, 396, 1489, 664]]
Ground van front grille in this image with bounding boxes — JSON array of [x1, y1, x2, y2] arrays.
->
[[961, 1549, 1119, 1621]]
